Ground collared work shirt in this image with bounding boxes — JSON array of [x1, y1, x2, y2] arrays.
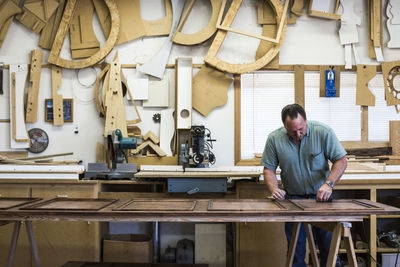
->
[[261, 120, 346, 195]]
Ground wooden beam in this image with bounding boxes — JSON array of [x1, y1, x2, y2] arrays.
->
[[294, 64, 305, 107], [25, 49, 43, 123]]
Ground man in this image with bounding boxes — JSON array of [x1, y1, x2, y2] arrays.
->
[[261, 104, 347, 267]]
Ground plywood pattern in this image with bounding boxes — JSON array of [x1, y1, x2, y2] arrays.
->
[[208, 199, 287, 211], [15, 0, 58, 34], [0, 197, 40, 210], [25, 49, 43, 123], [69, 0, 99, 59], [21, 198, 117, 211], [48, 0, 119, 69], [114, 199, 197, 211], [289, 199, 383, 211], [9, 64, 30, 148], [0, 0, 21, 48], [39, 0, 66, 49], [173, 0, 221, 45], [205, 0, 286, 74], [192, 65, 232, 117], [92, 0, 146, 45], [356, 65, 376, 106], [381, 61, 400, 110], [255, 24, 280, 69]]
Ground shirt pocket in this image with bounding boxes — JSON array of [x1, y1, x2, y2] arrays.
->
[[310, 151, 325, 171]]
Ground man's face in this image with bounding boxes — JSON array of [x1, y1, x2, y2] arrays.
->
[[284, 115, 307, 142]]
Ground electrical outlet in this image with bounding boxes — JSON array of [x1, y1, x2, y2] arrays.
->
[[74, 124, 79, 134]]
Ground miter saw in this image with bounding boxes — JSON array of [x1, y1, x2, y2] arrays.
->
[[84, 129, 138, 180]]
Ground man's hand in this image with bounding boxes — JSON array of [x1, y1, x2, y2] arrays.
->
[[317, 183, 332, 202], [271, 188, 286, 200]]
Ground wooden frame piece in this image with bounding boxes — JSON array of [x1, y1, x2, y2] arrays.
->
[[21, 198, 118, 211], [216, 0, 288, 44], [382, 61, 400, 112], [208, 199, 287, 211], [48, 0, 119, 69], [9, 65, 30, 148], [308, 0, 341, 20], [113, 199, 197, 211], [44, 98, 73, 123], [0, 197, 41, 210], [205, 0, 287, 74], [173, 0, 222, 45], [288, 199, 383, 211], [25, 49, 43, 123], [51, 65, 64, 125]]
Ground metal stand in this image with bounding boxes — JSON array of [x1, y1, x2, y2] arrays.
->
[[7, 221, 41, 267]]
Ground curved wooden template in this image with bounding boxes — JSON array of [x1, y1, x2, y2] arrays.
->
[[94, 64, 110, 116], [204, 0, 286, 74], [173, 0, 221, 45], [48, 0, 119, 69], [143, 0, 173, 36]]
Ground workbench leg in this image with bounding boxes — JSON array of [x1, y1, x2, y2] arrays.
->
[[343, 225, 357, 267], [326, 223, 342, 267], [305, 223, 320, 267], [7, 221, 21, 267], [286, 222, 301, 267], [25, 221, 41, 267]]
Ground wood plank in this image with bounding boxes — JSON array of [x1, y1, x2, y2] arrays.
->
[[361, 106, 368, 142], [390, 121, 400, 155], [25, 49, 43, 123], [294, 64, 305, 107]]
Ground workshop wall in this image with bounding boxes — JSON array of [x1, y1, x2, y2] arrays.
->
[[0, 0, 400, 167]]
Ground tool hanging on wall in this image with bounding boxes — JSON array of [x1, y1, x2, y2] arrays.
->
[[27, 128, 49, 153], [325, 66, 336, 97]]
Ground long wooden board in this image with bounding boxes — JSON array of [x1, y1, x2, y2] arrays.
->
[[0, 198, 41, 210], [21, 198, 117, 211], [208, 199, 286, 211], [289, 199, 383, 211]]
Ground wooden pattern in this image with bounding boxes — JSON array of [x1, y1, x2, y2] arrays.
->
[[291, 0, 306, 16], [39, 0, 66, 49], [48, 0, 119, 69], [308, 0, 340, 20], [381, 61, 400, 111], [0, 198, 40, 210], [69, 0, 99, 59], [192, 65, 232, 117], [205, 0, 286, 74], [289, 199, 383, 211], [294, 64, 305, 107], [103, 53, 128, 137], [356, 65, 376, 106], [173, 0, 221, 45], [390, 121, 400, 155], [21, 198, 117, 211], [114, 199, 197, 211], [256, 24, 280, 69], [25, 49, 43, 123], [208, 199, 287, 211], [51, 65, 64, 125], [0, 0, 21, 48], [16, 0, 59, 34]]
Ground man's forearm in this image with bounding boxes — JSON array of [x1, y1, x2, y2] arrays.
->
[[263, 168, 279, 193], [327, 156, 347, 185]]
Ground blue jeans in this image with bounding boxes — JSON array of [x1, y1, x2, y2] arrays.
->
[[285, 196, 341, 267]]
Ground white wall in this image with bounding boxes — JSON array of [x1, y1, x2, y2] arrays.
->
[[1, 0, 400, 167]]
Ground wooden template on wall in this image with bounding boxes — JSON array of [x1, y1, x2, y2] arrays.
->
[[45, 99, 73, 122]]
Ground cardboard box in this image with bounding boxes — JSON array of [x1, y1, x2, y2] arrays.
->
[[103, 234, 152, 263]]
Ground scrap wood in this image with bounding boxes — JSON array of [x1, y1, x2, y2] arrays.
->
[[15, 152, 73, 161]]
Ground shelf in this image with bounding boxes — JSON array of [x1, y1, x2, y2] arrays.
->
[[377, 248, 400, 253], [377, 215, 400, 219]]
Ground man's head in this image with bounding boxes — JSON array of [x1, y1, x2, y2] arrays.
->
[[281, 104, 307, 142]]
